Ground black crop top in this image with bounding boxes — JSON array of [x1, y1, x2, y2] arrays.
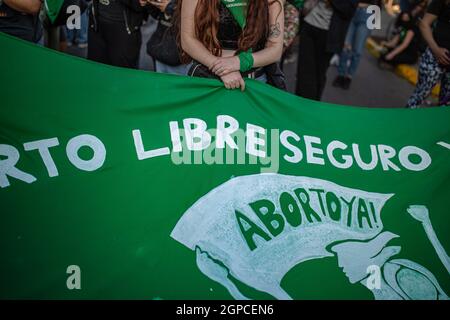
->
[[216, 2, 266, 51]]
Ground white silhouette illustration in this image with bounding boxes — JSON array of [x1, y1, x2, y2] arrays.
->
[[407, 205, 450, 275], [331, 230, 448, 300], [171, 174, 449, 300]]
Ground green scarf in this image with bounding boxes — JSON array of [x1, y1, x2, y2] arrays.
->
[[45, 0, 65, 23], [287, 0, 305, 9], [221, 0, 249, 29]]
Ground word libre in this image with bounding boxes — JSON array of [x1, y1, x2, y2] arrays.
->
[[0, 115, 431, 188]]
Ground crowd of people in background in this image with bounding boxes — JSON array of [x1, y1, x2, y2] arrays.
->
[[0, 0, 449, 107]]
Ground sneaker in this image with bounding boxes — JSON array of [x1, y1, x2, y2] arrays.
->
[[330, 54, 340, 66], [332, 76, 345, 88], [341, 77, 352, 90], [77, 42, 88, 49]]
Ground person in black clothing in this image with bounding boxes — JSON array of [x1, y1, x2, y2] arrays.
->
[[144, 0, 189, 75], [295, 0, 358, 101], [88, 0, 146, 68], [407, 0, 450, 107], [0, 0, 42, 42], [410, 0, 428, 20], [379, 11, 420, 66]]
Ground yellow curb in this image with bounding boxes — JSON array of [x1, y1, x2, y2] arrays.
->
[[366, 37, 382, 59], [366, 37, 440, 97]]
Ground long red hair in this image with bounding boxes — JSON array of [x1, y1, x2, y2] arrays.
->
[[175, 0, 278, 63]]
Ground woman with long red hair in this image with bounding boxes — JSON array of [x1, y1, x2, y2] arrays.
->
[[177, 0, 285, 91]]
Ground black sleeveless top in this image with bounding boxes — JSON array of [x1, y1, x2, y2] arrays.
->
[[0, 3, 41, 42], [217, 2, 266, 51]]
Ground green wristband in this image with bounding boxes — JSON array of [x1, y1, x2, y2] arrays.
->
[[239, 51, 254, 73]]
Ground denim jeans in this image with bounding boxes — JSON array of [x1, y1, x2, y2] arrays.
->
[[155, 60, 191, 76], [255, 73, 267, 83], [66, 10, 88, 44], [338, 7, 372, 77]]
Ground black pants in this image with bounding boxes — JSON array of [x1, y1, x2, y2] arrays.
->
[[296, 23, 333, 101], [380, 48, 418, 66], [88, 18, 141, 69]]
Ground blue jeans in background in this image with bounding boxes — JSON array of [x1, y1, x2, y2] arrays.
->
[[66, 10, 88, 45], [338, 7, 372, 77]]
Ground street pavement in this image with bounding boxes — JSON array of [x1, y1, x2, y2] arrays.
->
[[320, 52, 414, 108], [278, 41, 416, 108]]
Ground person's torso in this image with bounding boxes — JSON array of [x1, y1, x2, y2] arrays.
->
[[216, 1, 266, 52], [304, 0, 333, 30], [398, 24, 420, 55], [433, 1, 450, 51], [0, 3, 39, 42], [97, 0, 125, 22], [217, 2, 242, 50]]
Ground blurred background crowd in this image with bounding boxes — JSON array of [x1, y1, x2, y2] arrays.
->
[[1, 0, 449, 108]]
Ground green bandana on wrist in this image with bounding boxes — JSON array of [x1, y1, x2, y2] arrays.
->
[[239, 51, 254, 72], [221, 0, 249, 28]]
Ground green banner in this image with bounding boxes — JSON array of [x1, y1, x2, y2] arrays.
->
[[1, 33, 450, 300]]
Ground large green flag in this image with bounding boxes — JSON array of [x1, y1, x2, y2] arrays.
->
[[1, 33, 450, 300]]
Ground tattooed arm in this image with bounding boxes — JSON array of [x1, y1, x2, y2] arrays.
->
[[252, 0, 285, 68]]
